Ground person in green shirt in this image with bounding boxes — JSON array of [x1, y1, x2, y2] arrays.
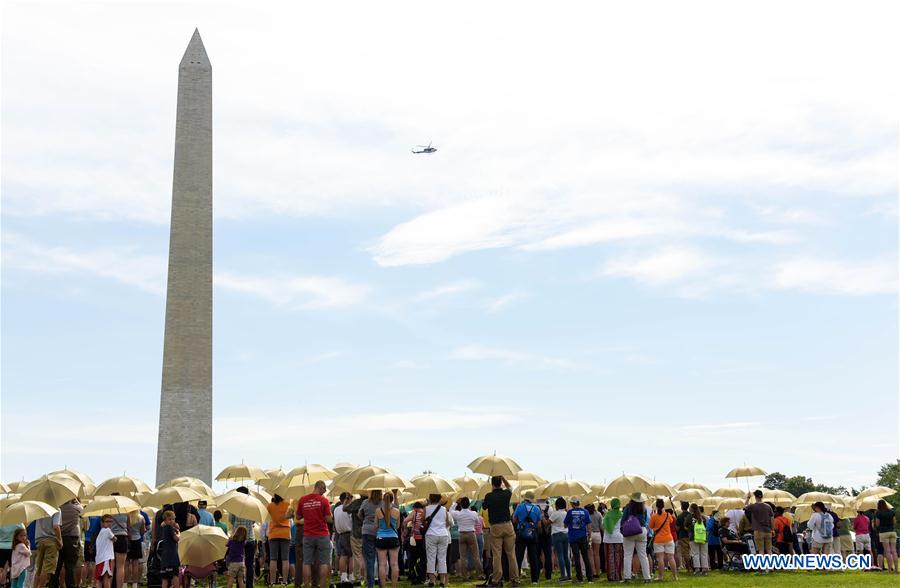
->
[[213, 511, 229, 534]]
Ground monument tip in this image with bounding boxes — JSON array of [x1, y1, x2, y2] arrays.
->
[[181, 27, 210, 68]]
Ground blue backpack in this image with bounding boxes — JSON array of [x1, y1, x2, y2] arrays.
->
[[518, 504, 538, 540], [821, 513, 834, 540]]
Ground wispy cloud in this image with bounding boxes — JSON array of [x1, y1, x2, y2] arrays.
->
[[681, 422, 763, 431], [414, 279, 480, 301], [772, 258, 898, 295], [603, 246, 718, 286], [304, 351, 343, 364], [449, 343, 576, 369], [486, 292, 528, 313]]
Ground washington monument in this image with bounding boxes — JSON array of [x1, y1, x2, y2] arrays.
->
[[156, 29, 213, 485]]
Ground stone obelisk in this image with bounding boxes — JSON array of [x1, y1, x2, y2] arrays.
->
[[156, 29, 213, 485]]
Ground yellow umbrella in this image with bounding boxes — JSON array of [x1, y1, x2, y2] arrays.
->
[[272, 477, 315, 500], [793, 505, 813, 523], [712, 487, 746, 499], [855, 496, 881, 511], [698, 496, 724, 512], [412, 475, 461, 497], [467, 453, 522, 478], [725, 466, 766, 479], [356, 474, 413, 492], [673, 482, 712, 493], [178, 525, 228, 566], [333, 463, 358, 475], [476, 479, 519, 500], [6, 481, 28, 493], [590, 483, 607, 497], [542, 480, 592, 499], [284, 464, 338, 484], [647, 480, 676, 497], [793, 492, 836, 506], [515, 472, 547, 485], [673, 488, 709, 502], [452, 475, 482, 494], [215, 463, 269, 483], [20, 474, 81, 507], [857, 486, 896, 500], [94, 476, 152, 497], [0, 494, 22, 510], [82, 495, 141, 516], [717, 497, 746, 511], [604, 474, 655, 497], [0, 501, 58, 525], [259, 469, 288, 493], [142, 487, 205, 508], [758, 489, 795, 507], [216, 491, 269, 523], [250, 489, 273, 503], [142, 506, 160, 519], [0, 482, 10, 493], [157, 477, 216, 497], [331, 466, 391, 494], [49, 469, 96, 497]]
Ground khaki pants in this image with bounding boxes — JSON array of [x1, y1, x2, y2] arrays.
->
[[489, 522, 517, 584], [754, 531, 773, 555], [458, 532, 482, 577], [677, 538, 691, 569], [35, 539, 59, 577]]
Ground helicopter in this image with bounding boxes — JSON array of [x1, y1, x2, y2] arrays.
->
[[412, 141, 437, 154]]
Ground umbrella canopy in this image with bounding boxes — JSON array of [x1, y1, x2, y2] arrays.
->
[[258, 469, 288, 493], [541, 480, 592, 499], [857, 486, 896, 500], [157, 477, 216, 498], [590, 483, 607, 497], [673, 488, 709, 502], [331, 466, 391, 494], [647, 480, 676, 497], [215, 491, 268, 523], [476, 479, 519, 500], [604, 474, 655, 497], [467, 453, 522, 479], [411, 475, 461, 497], [20, 474, 81, 507], [6, 481, 28, 493], [271, 480, 314, 501], [698, 496, 725, 512], [793, 491, 836, 506], [215, 464, 269, 483], [712, 487, 746, 498], [94, 476, 152, 497], [725, 466, 766, 479], [673, 482, 712, 493], [452, 475, 482, 494], [284, 464, 338, 484], [515, 472, 547, 485], [717, 497, 746, 511], [82, 495, 141, 516], [178, 525, 228, 567], [142, 487, 205, 508], [48, 469, 96, 497], [755, 488, 796, 507], [0, 494, 22, 510], [0, 501, 58, 525], [855, 496, 881, 511], [332, 463, 358, 475], [356, 474, 413, 492], [793, 505, 813, 523], [0, 482, 10, 493]]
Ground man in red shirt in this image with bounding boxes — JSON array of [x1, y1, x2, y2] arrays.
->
[[297, 481, 333, 588]]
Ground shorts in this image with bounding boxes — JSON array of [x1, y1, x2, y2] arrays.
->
[[336, 532, 352, 557], [856, 534, 872, 551], [83, 539, 96, 563], [75, 540, 85, 567], [591, 532, 603, 544], [160, 567, 178, 580], [302, 536, 332, 566], [879, 531, 897, 545], [269, 538, 290, 561], [94, 561, 113, 580], [226, 562, 246, 578], [35, 539, 59, 575], [127, 540, 144, 560], [375, 536, 399, 550], [653, 541, 675, 555], [113, 535, 129, 554], [812, 540, 832, 552], [0, 548, 11, 567], [839, 535, 853, 552], [350, 535, 362, 558]]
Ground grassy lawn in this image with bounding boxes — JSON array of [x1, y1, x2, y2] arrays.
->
[[265, 571, 899, 587]]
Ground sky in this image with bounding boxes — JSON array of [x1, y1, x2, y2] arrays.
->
[[2, 0, 898, 493]]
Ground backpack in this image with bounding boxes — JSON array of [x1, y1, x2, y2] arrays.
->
[[820, 513, 834, 540], [693, 520, 707, 543], [517, 504, 538, 540], [780, 519, 794, 544]]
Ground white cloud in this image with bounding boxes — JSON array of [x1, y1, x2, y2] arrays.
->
[[681, 422, 763, 431], [772, 258, 898, 295], [215, 272, 370, 309], [304, 351, 343, 364], [449, 343, 576, 369], [486, 292, 528, 313], [414, 279, 480, 301], [602, 247, 718, 286]]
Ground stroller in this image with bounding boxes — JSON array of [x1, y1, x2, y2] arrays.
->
[[181, 564, 218, 588]]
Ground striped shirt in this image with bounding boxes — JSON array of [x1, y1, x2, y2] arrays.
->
[[230, 515, 257, 541]]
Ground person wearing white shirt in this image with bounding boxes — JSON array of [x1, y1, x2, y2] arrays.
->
[[453, 498, 483, 580], [549, 498, 571, 581], [424, 495, 452, 587], [809, 502, 834, 554], [332, 493, 354, 583]]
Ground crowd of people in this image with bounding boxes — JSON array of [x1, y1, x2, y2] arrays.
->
[[1, 480, 897, 588]]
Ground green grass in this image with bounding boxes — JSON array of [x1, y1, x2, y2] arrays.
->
[[264, 570, 899, 587]]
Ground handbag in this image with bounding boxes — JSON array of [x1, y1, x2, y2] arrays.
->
[[621, 513, 643, 537], [420, 505, 442, 536]]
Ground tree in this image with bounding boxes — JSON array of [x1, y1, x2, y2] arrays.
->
[[764, 472, 847, 498], [876, 460, 900, 509]]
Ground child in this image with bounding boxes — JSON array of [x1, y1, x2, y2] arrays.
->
[[225, 526, 247, 588], [157, 511, 181, 588], [10, 527, 31, 588], [94, 516, 116, 588]]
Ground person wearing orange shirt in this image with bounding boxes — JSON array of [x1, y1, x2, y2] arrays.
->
[[267, 495, 293, 585], [649, 499, 678, 582]]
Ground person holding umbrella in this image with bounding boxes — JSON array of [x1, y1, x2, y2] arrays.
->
[[477, 476, 517, 588]]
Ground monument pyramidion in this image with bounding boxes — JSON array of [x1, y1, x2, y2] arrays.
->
[[156, 29, 213, 485]]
